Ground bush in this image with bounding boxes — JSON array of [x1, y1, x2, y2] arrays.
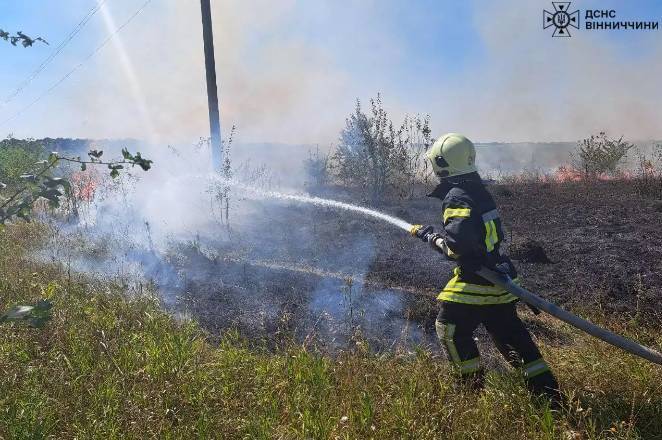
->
[[573, 132, 633, 178], [0, 137, 47, 186], [304, 146, 330, 189], [332, 95, 433, 202], [633, 144, 662, 198]]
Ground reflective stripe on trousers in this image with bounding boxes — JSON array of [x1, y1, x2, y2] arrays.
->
[[435, 320, 482, 375], [522, 358, 550, 378]]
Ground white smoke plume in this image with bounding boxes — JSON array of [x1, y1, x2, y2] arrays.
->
[[7, 0, 661, 146]]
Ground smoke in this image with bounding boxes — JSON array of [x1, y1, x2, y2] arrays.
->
[[56, 0, 354, 145], [474, 142, 579, 176], [305, 238, 435, 352], [441, 0, 662, 143], [7, 1, 662, 146], [30, 139, 437, 352]]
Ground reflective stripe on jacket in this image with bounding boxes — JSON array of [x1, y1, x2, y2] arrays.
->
[[428, 173, 518, 305]]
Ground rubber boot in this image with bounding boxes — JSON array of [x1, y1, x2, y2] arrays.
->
[[527, 371, 563, 409]]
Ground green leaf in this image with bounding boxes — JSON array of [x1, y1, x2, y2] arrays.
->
[[81, 162, 86, 171], [33, 299, 53, 313], [5, 205, 19, 218], [110, 168, 120, 179], [16, 207, 31, 222], [2, 305, 34, 320], [88, 149, 103, 159], [43, 177, 65, 188], [40, 188, 62, 201], [133, 153, 153, 171], [0, 300, 53, 328], [121, 148, 133, 161]]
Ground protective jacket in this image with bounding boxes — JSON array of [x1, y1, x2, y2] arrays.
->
[[428, 172, 518, 305]]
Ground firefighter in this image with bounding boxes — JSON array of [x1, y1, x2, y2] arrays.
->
[[410, 133, 561, 405]]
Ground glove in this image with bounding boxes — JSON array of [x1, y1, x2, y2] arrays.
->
[[428, 233, 458, 258], [427, 232, 444, 247], [409, 224, 434, 242], [494, 262, 513, 277], [495, 262, 540, 315]]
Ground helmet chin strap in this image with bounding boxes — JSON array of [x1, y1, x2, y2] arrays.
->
[[434, 171, 482, 186]]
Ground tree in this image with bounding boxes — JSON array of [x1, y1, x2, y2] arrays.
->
[[0, 138, 45, 185], [0, 141, 152, 224]]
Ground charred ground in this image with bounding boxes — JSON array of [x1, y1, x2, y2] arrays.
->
[[167, 178, 662, 352]]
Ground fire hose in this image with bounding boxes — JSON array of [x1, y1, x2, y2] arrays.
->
[[476, 267, 662, 365], [409, 224, 662, 365]]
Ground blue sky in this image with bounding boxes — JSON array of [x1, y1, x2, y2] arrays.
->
[[1, 0, 661, 144]]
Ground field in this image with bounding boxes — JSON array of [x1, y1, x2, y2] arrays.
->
[[1, 176, 661, 439], [4, 0, 662, 437], [159, 178, 662, 346]]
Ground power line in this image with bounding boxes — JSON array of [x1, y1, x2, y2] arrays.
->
[[0, 0, 152, 130], [4, 0, 110, 103]]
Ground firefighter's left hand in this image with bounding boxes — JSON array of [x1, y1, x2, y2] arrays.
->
[[410, 224, 434, 241], [427, 233, 444, 247]]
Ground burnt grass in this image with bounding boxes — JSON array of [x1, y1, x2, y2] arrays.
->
[[170, 178, 662, 350]]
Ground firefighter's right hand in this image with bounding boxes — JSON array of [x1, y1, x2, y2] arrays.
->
[[428, 233, 452, 255], [410, 224, 434, 241]]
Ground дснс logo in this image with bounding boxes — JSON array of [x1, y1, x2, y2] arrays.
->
[[543, 2, 580, 37]]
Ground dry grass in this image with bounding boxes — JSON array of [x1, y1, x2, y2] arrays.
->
[[1, 223, 661, 439]]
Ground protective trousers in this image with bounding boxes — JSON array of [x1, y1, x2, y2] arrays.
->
[[435, 301, 560, 403]]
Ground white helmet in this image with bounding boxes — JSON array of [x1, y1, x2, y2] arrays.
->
[[425, 133, 477, 179]]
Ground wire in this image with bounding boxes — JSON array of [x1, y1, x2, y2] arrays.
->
[[4, 0, 110, 103], [0, 0, 152, 129]]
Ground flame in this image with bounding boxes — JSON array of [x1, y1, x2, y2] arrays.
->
[[551, 165, 583, 182], [547, 166, 634, 182], [69, 169, 101, 202]]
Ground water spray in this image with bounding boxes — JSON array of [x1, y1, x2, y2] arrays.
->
[[225, 179, 662, 365], [226, 181, 413, 231]]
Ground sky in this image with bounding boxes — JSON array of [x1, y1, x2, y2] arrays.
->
[[1, 0, 662, 147]]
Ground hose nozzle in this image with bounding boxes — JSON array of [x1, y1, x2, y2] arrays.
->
[[411, 224, 434, 241], [409, 224, 423, 236]]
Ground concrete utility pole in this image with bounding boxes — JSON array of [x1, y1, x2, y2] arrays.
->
[[200, 0, 222, 171]]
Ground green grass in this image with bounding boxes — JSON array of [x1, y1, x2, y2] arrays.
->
[[1, 223, 661, 439]]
